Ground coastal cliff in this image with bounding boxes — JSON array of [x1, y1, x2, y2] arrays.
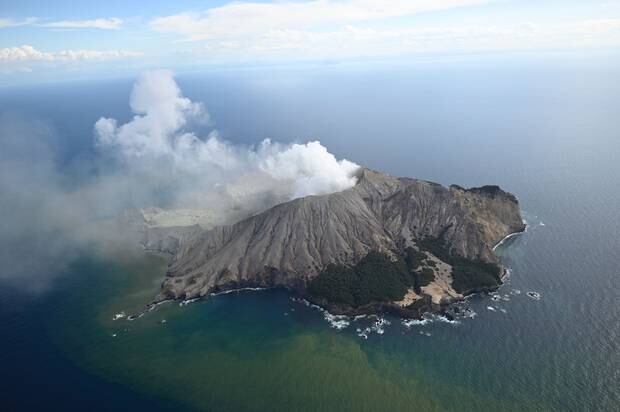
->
[[141, 168, 525, 317]]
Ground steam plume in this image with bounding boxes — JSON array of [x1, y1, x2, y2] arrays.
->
[[0, 70, 359, 292]]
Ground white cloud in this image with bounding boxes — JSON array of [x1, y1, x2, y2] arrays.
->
[[0, 17, 37, 28], [233, 19, 620, 58], [150, 1, 620, 61], [0, 45, 143, 63], [151, 0, 489, 41], [42, 17, 123, 30]]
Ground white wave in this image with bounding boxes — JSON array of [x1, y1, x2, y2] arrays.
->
[[402, 311, 462, 328], [526, 291, 542, 300], [492, 230, 524, 251], [372, 317, 390, 335], [179, 298, 200, 307], [324, 312, 350, 330], [290, 297, 351, 330], [112, 311, 126, 320], [463, 309, 477, 319], [357, 327, 370, 339], [434, 314, 461, 325], [149, 300, 173, 311], [402, 318, 430, 328], [210, 287, 269, 296]]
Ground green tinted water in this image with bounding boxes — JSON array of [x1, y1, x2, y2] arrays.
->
[[49, 252, 550, 412]]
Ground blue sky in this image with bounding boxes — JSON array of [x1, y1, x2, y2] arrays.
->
[[2, 0, 620, 84]]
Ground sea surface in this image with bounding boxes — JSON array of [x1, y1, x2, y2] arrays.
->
[[1, 57, 619, 411]]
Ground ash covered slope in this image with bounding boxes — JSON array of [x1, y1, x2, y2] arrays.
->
[[155, 169, 525, 301]]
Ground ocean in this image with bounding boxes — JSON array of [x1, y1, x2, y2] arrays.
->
[[0, 56, 618, 411]]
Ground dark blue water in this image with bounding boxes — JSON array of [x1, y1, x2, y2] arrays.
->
[[1, 57, 618, 411], [0, 286, 183, 412]]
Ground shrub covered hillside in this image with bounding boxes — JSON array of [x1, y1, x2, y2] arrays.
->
[[419, 236, 502, 293], [308, 237, 504, 307], [308, 250, 435, 307]]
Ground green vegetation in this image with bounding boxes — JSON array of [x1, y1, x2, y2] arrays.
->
[[308, 234, 502, 306], [404, 247, 426, 270], [418, 267, 435, 286], [418, 236, 451, 262], [419, 235, 502, 294], [450, 261, 501, 293], [406, 297, 430, 312], [307, 264, 358, 306], [308, 250, 439, 307], [403, 247, 434, 292], [308, 251, 409, 306], [354, 252, 410, 305]]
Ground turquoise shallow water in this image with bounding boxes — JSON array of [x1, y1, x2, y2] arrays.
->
[[1, 60, 619, 411]]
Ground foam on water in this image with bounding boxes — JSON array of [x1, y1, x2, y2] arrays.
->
[[210, 287, 269, 297], [526, 291, 542, 300], [493, 229, 525, 251], [179, 298, 200, 307], [290, 297, 351, 330], [402, 318, 430, 328], [355, 317, 390, 338], [323, 312, 350, 330], [112, 312, 126, 321]]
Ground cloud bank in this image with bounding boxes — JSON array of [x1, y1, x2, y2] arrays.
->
[[150, 1, 620, 61], [0, 70, 359, 292], [0, 17, 37, 28], [0, 45, 142, 63], [151, 0, 490, 41], [42, 18, 123, 30]]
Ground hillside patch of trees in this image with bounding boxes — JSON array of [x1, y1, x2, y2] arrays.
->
[[308, 249, 439, 307]]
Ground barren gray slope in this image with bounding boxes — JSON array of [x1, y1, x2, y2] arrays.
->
[[156, 169, 525, 300]]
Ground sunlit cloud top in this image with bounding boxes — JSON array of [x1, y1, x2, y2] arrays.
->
[[1, 0, 620, 83]]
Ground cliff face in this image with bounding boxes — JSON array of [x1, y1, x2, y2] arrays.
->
[[149, 169, 525, 304]]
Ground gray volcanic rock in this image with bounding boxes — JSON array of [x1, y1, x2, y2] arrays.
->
[[152, 169, 525, 303]]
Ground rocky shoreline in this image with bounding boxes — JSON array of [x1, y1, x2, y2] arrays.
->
[[132, 168, 526, 321], [130, 258, 518, 322], [303, 264, 515, 320]]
